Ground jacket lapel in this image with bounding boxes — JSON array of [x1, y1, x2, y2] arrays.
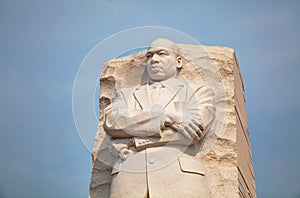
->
[[133, 79, 187, 110], [161, 79, 186, 109], [133, 85, 152, 110]]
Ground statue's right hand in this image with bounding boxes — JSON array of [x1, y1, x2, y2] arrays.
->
[[112, 143, 133, 160]]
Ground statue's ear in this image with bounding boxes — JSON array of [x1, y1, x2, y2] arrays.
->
[[176, 56, 183, 69]]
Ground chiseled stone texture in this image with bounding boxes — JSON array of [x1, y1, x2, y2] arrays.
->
[[89, 44, 256, 198]]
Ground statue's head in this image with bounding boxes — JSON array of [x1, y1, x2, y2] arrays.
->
[[146, 38, 183, 82]]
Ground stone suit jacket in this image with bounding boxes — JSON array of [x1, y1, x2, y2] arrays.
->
[[104, 78, 214, 145], [103, 78, 215, 197]]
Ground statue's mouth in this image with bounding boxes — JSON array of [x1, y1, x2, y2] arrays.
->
[[150, 64, 163, 69], [150, 66, 163, 73]]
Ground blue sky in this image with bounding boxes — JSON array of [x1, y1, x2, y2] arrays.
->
[[0, 0, 300, 197]]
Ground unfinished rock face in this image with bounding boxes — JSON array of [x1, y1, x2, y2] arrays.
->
[[89, 44, 256, 198]]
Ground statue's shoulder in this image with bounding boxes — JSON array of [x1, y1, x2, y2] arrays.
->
[[116, 85, 143, 99], [118, 85, 143, 93]]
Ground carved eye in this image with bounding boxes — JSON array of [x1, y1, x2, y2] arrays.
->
[[146, 52, 153, 58], [159, 51, 168, 56]]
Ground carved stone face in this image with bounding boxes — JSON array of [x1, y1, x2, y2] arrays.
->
[[146, 39, 182, 81]]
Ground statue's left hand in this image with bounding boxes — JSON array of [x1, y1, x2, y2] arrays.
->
[[164, 113, 203, 141]]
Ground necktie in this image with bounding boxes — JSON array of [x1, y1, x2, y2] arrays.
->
[[150, 82, 163, 104]]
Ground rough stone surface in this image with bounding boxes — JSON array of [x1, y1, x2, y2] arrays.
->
[[89, 44, 256, 198]]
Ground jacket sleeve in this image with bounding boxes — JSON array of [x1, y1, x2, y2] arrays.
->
[[104, 89, 164, 138], [158, 83, 215, 142], [185, 84, 215, 134]]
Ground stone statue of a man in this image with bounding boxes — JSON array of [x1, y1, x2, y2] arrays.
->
[[103, 38, 215, 198]]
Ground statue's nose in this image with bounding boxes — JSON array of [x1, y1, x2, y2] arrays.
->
[[150, 54, 160, 64], [150, 59, 159, 65]]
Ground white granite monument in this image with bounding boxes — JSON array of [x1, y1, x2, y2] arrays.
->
[[89, 39, 256, 198]]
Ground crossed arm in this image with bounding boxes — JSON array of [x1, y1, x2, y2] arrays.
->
[[104, 85, 215, 143]]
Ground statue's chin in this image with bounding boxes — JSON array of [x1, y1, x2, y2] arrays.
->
[[149, 73, 175, 82], [150, 76, 167, 82]]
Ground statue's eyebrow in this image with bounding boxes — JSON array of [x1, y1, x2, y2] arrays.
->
[[157, 49, 169, 54], [146, 49, 170, 58]]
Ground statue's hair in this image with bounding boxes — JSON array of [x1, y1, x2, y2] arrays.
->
[[149, 38, 181, 56]]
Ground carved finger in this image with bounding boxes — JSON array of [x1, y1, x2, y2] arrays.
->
[[192, 119, 204, 132], [183, 124, 198, 140], [189, 122, 202, 138], [178, 125, 193, 140]]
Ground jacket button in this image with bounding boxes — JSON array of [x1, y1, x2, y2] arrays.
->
[[148, 157, 156, 164]]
